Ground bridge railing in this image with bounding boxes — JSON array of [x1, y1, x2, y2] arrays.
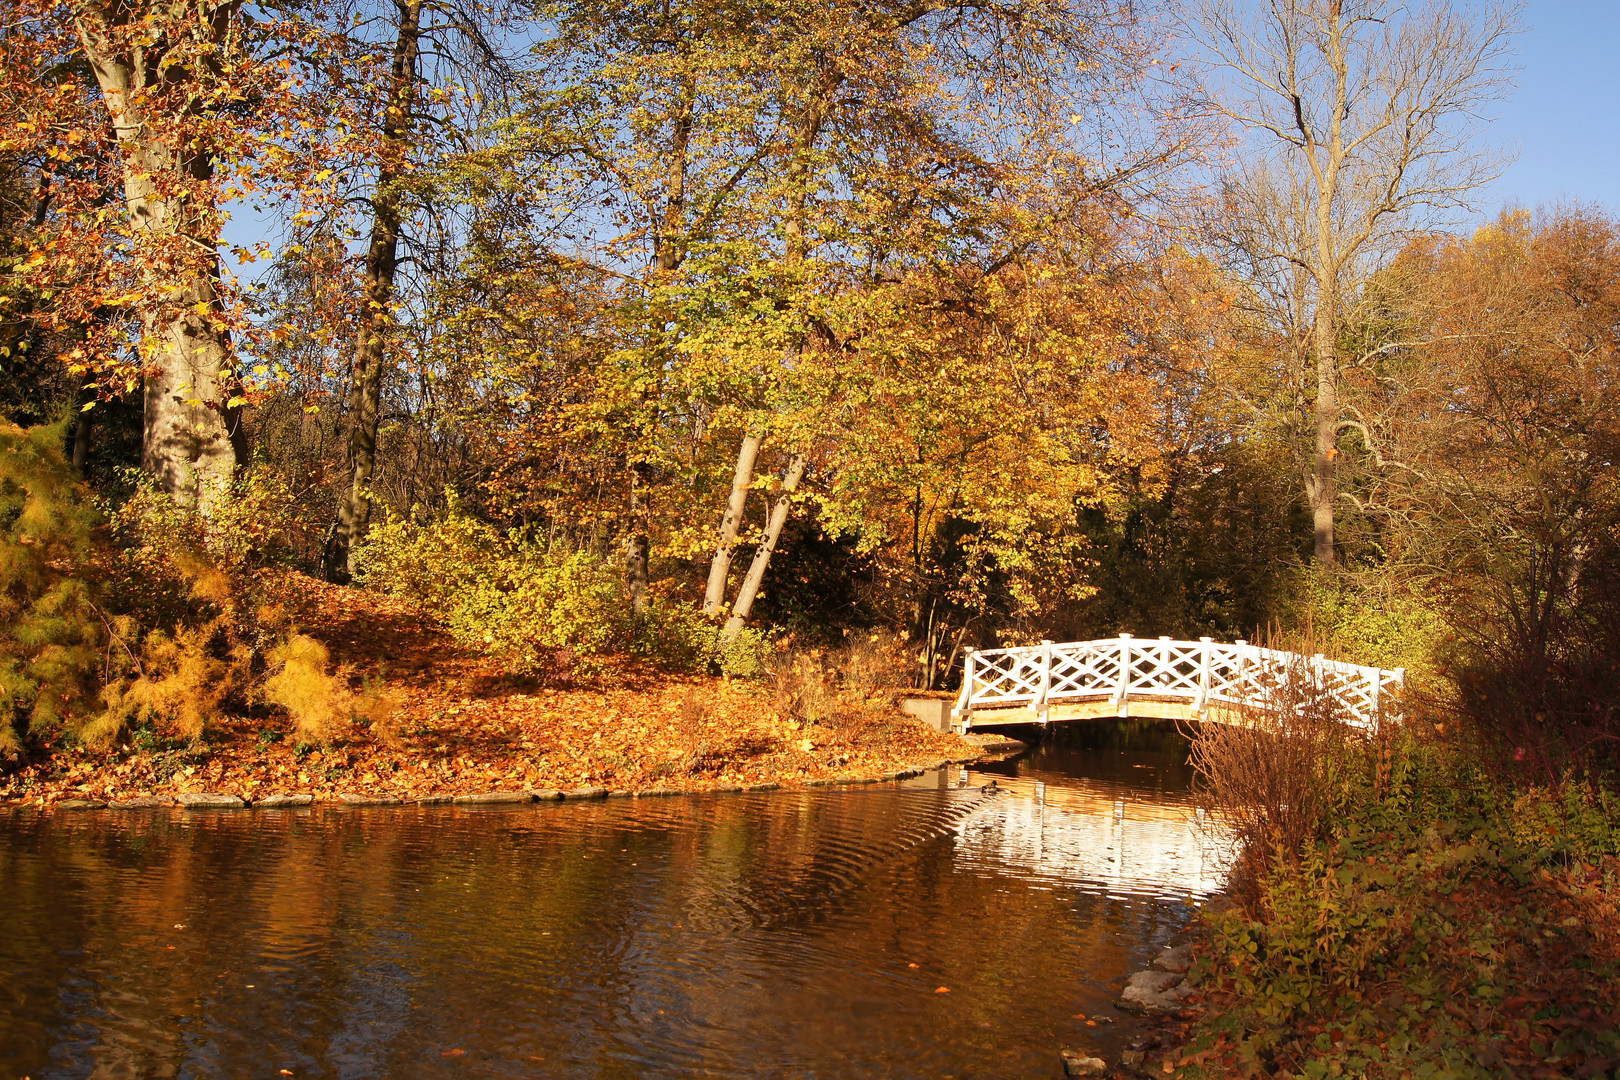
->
[[951, 635, 1403, 733]]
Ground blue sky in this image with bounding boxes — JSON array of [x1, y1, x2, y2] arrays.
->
[[1482, 0, 1620, 215]]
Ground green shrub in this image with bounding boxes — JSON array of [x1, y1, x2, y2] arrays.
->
[[632, 600, 774, 678], [354, 501, 783, 679], [352, 501, 631, 675], [1287, 572, 1442, 679]]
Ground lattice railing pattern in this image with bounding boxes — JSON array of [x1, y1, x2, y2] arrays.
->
[[952, 635, 1403, 733]]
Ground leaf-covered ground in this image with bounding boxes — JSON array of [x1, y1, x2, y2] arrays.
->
[[0, 575, 977, 806]]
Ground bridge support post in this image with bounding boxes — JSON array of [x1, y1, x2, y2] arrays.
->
[[1036, 639, 1052, 724], [1233, 639, 1248, 710], [1196, 636, 1212, 718], [951, 648, 978, 733], [1112, 633, 1131, 716]]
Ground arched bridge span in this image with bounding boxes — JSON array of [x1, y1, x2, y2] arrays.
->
[[951, 635, 1403, 733]]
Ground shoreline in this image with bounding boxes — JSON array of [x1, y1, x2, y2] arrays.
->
[[1, 732, 1033, 812]]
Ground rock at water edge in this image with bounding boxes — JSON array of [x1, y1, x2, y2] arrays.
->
[[178, 793, 248, 809], [338, 793, 402, 806], [1153, 943, 1193, 974], [110, 796, 175, 809], [1060, 1049, 1107, 1077], [453, 791, 536, 805], [1118, 969, 1192, 1014], [254, 794, 314, 808]]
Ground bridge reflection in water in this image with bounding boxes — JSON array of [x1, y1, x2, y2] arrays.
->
[[945, 770, 1234, 900], [944, 724, 1236, 901]]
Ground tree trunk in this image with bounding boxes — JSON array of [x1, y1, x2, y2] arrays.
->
[[625, 462, 652, 615], [77, 0, 246, 506], [72, 407, 92, 472], [1311, 277, 1338, 567], [702, 431, 762, 616], [722, 454, 806, 640], [623, 73, 697, 615], [326, 0, 425, 581]]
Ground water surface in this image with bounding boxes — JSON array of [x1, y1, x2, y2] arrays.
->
[[0, 720, 1228, 1079]]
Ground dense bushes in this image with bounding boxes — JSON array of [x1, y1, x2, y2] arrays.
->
[[0, 420, 103, 756], [1184, 733, 1620, 1079], [351, 500, 773, 678], [0, 418, 382, 757], [352, 504, 626, 675]]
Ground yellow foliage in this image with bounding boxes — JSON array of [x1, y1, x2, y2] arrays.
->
[[352, 681, 407, 748], [89, 620, 246, 743], [263, 633, 351, 743]]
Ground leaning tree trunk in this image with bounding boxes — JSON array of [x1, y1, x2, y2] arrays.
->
[[707, 84, 830, 636], [326, 0, 425, 581], [721, 454, 806, 641], [77, 0, 245, 506], [702, 431, 762, 616]]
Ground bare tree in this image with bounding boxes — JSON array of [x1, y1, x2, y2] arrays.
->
[[324, 0, 516, 581], [1195, 0, 1521, 565]]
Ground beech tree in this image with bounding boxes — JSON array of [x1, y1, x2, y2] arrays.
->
[[2, 0, 342, 506], [74, 0, 253, 502]]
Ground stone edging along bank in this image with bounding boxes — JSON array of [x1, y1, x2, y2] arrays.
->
[[23, 754, 1028, 812]]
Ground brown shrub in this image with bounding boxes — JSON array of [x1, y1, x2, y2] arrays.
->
[[772, 632, 911, 728], [1187, 635, 1371, 905]]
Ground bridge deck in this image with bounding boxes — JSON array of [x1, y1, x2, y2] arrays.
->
[[962, 695, 1250, 727]]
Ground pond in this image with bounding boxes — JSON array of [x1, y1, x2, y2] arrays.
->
[[0, 720, 1231, 1079]]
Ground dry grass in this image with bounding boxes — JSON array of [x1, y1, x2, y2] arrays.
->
[[772, 633, 911, 729]]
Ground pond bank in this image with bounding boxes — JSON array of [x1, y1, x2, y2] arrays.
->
[[1, 718, 1011, 810], [0, 576, 1014, 808]]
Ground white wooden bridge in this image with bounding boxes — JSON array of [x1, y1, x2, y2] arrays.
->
[[951, 635, 1403, 733]]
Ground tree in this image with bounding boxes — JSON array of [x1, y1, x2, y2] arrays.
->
[[1369, 208, 1620, 764], [323, 0, 516, 580], [72, 0, 254, 504], [2, 0, 341, 505], [1195, 0, 1520, 565], [689, 0, 1208, 641]]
